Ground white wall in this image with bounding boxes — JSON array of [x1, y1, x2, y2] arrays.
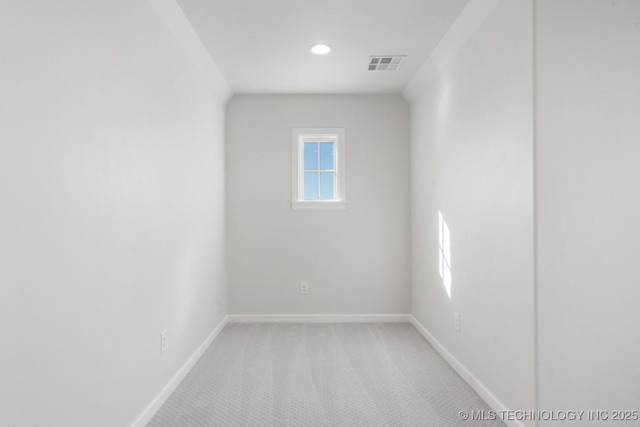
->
[[0, 1, 231, 426], [226, 95, 410, 315], [406, 0, 535, 419], [536, 0, 640, 420]]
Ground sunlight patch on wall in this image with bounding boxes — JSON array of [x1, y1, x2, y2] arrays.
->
[[439, 211, 452, 298]]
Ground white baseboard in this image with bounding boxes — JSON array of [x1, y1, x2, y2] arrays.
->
[[130, 315, 229, 427], [227, 314, 411, 323], [409, 316, 525, 427]]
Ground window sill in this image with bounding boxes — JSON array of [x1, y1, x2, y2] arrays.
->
[[291, 201, 347, 211]]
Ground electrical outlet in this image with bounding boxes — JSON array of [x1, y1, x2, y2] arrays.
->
[[161, 329, 168, 354], [454, 312, 461, 332], [300, 281, 309, 295]]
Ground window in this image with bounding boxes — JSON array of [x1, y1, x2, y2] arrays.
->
[[291, 128, 346, 210]]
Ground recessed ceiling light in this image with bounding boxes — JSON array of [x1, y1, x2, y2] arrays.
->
[[310, 44, 331, 55]]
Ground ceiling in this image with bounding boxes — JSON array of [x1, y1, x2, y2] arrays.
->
[[177, 0, 469, 94]]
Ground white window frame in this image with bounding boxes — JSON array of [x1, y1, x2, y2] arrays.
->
[[291, 128, 346, 211]]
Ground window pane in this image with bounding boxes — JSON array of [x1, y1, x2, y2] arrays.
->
[[320, 142, 334, 170], [319, 172, 334, 200], [304, 142, 318, 170], [304, 172, 318, 200]]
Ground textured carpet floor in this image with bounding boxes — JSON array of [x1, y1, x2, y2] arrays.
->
[[148, 323, 505, 427]]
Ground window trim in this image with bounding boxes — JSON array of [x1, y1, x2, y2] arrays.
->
[[291, 128, 346, 211]]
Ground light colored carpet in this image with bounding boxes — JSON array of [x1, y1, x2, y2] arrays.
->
[[148, 323, 505, 427]]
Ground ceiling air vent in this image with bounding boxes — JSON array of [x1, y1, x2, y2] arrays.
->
[[369, 56, 405, 71]]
